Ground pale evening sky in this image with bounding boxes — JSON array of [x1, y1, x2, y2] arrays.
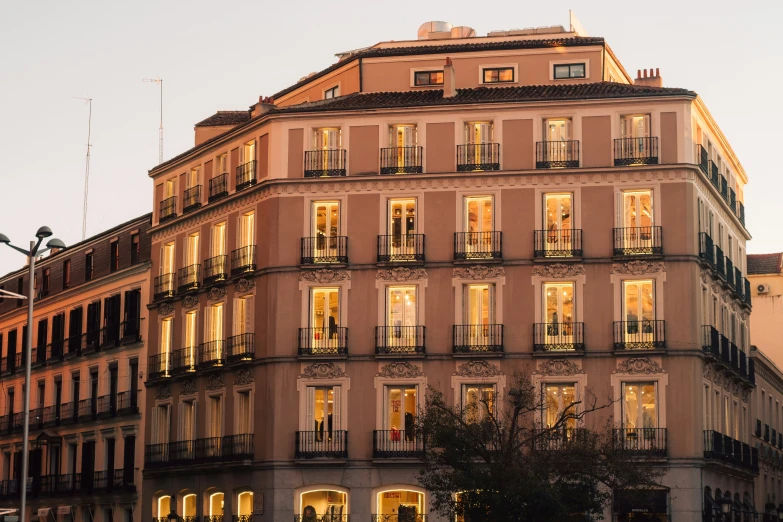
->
[[0, 0, 780, 276]]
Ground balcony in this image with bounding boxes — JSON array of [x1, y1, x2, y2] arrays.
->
[[204, 255, 228, 285], [372, 430, 424, 458], [117, 391, 138, 415], [145, 434, 254, 468], [534, 229, 582, 258], [122, 319, 142, 344], [65, 334, 84, 357], [78, 398, 97, 421], [172, 347, 198, 374], [613, 320, 665, 350], [702, 325, 720, 357], [612, 428, 667, 457], [59, 402, 77, 425], [452, 324, 503, 353], [709, 161, 720, 188], [0, 355, 14, 375], [301, 236, 348, 264], [698, 145, 708, 176], [720, 176, 728, 201], [454, 232, 502, 260], [43, 405, 60, 426], [304, 149, 346, 177], [295, 430, 348, 459], [209, 173, 229, 202], [613, 137, 658, 166], [613, 226, 663, 256], [231, 246, 256, 276], [177, 264, 202, 293], [457, 143, 500, 171], [726, 258, 735, 288], [236, 160, 257, 190], [93, 469, 136, 493], [227, 333, 255, 362], [96, 394, 118, 418], [699, 233, 715, 266], [533, 323, 585, 352], [715, 245, 725, 278], [703, 430, 758, 472], [739, 202, 746, 227], [298, 327, 348, 356], [533, 428, 589, 451], [148, 353, 172, 380], [380, 146, 423, 174], [100, 323, 122, 349], [377, 234, 425, 262], [199, 340, 226, 368], [744, 279, 752, 306], [536, 140, 580, 168], [734, 268, 743, 299], [375, 326, 425, 355], [159, 196, 177, 223], [183, 186, 202, 213], [154, 273, 175, 300]]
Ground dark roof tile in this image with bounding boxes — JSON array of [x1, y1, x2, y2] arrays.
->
[[195, 111, 251, 127], [748, 253, 783, 275]]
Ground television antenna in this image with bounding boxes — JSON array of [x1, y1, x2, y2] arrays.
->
[[143, 77, 163, 163], [73, 96, 93, 241]]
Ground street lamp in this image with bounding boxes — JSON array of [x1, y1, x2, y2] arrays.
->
[[718, 495, 732, 522], [776, 503, 783, 520], [0, 227, 65, 521]]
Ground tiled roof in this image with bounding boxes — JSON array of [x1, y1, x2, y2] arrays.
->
[[748, 253, 783, 275], [195, 111, 251, 127], [272, 36, 605, 99]]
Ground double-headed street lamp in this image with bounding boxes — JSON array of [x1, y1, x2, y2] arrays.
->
[[0, 227, 65, 521]]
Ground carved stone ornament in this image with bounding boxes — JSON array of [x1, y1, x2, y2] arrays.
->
[[235, 278, 256, 293], [452, 265, 506, 280], [614, 358, 665, 375], [702, 364, 714, 380], [158, 302, 174, 316], [376, 267, 427, 282], [156, 384, 171, 400], [181, 379, 197, 396], [700, 269, 710, 284], [712, 370, 723, 388], [206, 374, 225, 391], [611, 260, 666, 275], [534, 359, 583, 377], [454, 360, 502, 378], [182, 295, 199, 309], [711, 280, 722, 294], [301, 362, 346, 379], [531, 263, 585, 278], [377, 361, 424, 379], [235, 368, 254, 386], [299, 269, 351, 284], [208, 287, 227, 302], [741, 388, 750, 404]]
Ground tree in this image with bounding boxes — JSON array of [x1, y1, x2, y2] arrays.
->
[[415, 373, 664, 522]]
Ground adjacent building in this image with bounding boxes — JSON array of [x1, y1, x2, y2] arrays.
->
[[142, 20, 754, 522], [0, 214, 152, 522], [748, 253, 783, 369]]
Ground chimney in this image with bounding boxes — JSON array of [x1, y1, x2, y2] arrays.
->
[[634, 68, 663, 88], [443, 57, 456, 98], [252, 96, 276, 118]]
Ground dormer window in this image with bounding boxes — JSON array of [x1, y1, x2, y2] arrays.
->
[[324, 85, 339, 99], [482, 67, 514, 84], [413, 70, 443, 86], [553, 63, 586, 79]]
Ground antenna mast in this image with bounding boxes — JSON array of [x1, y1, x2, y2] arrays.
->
[[74, 97, 93, 241], [143, 77, 163, 163]]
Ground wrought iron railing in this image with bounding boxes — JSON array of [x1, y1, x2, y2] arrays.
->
[[613, 320, 665, 350], [100, 323, 122, 349], [199, 340, 226, 368], [726, 258, 735, 288], [375, 326, 425, 355], [714, 245, 725, 277], [536, 140, 579, 168], [744, 279, 752, 306], [236, 160, 257, 190], [227, 333, 255, 362], [183, 186, 202, 213], [457, 143, 500, 171], [305, 149, 347, 177], [209, 173, 229, 202], [159, 196, 177, 223], [172, 347, 198, 374], [720, 176, 728, 201], [533, 428, 589, 451], [298, 328, 348, 356], [204, 254, 228, 284], [698, 145, 708, 175], [78, 398, 97, 420], [377, 234, 425, 262], [380, 146, 423, 174], [295, 430, 348, 459], [372, 430, 424, 458], [59, 402, 77, 424], [231, 245, 256, 276], [177, 264, 202, 293], [96, 394, 118, 417], [452, 324, 503, 353], [294, 516, 350, 522], [534, 229, 582, 257], [148, 353, 172, 380], [709, 161, 720, 188], [145, 434, 254, 468], [372, 515, 426, 522], [702, 325, 720, 357], [223, 433, 254, 459], [699, 232, 714, 266], [613, 137, 658, 166], [122, 319, 141, 343], [43, 405, 61, 426], [117, 391, 138, 414], [703, 430, 757, 471], [739, 202, 745, 227], [612, 226, 663, 255], [84, 328, 101, 354], [453, 232, 502, 260], [612, 428, 667, 457], [301, 236, 348, 264], [533, 323, 585, 352], [66, 333, 84, 356], [154, 273, 175, 300]]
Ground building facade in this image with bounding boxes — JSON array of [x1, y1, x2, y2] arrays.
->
[[748, 254, 783, 370], [142, 22, 754, 522], [0, 214, 152, 522]]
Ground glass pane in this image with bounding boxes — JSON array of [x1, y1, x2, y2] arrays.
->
[[640, 282, 654, 322], [387, 388, 401, 431], [467, 199, 479, 233], [624, 282, 640, 323], [499, 68, 513, 82], [570, 64, 585, 77], [388, 287, 417, 327]]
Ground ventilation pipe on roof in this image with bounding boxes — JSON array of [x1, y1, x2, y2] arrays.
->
[[443, 57, 456, 98]]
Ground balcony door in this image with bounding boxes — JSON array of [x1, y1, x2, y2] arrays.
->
[[544, 384, 577, 430], [544, 283, 574, 346], [160, 318, 173, 372], [544, 119, 573, 164], [464, 196, 493, 257], [161, 242, 175, 276], [387, 286, 417, 346], [306, 385, 341, 440], [184, 311, 197, 370], [390, 124, 417, 168], [239, 211, 254, 249], [384, 385, 417, 440], [544, 193, 573, 255], [464, 284, 494, 344], [205, 303, 224, 363], [185, 232, 199, 267], [388, 199, 417, 259], [622, 190, 653, 252], [621, 115, 650, 140], [312, 201, 340, 260], [164, 179, 175, 199], [463, 384, 496, 424], [310, 288, 340, 348], [622, 280, 655, 344], [465, 122, 493, 167], [211, 222, 226, 257], [622, 382, 657, 429]]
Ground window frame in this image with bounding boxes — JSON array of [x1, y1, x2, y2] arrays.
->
[[553, 63, 586, 80], [481, 66, 515, 84], [110, 240, 120, 273], [85, 252, 94, 281], [550, 60, 590, 81], [323, 84, 340, 100], [412, 69, 444, 87]]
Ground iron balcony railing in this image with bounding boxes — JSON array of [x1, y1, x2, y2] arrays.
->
[[612, 428, 667, 457], [96, 394, 118, 417], [145, 434, 254, 468], [720, 176, 728, 201], [372, 429, 424, 458], [765, 424, 770, 442], [703, 430, 758, 471], [380, 146, 423, 174], [304, 149, 347, 177], [735, 268, 743, 299], [726, 258, 735, 288], [159, 196, 177, 223], [172, 347, 198, 374], [122, 319, 141, 343], [714, 245, 725, 278], [295, 430, 348, 459], [702, 325, 720, 357], [532, 427, 589, 451], [0, 355, 14, 375], [377, 234, 425, 262], [231, 245, 256, 276], [613, 320, 665, 350], [298, 327, 348, 356], [372, 516, 427, 522], [148, 353, 172, 380], [183, 186, 202, 213], [744, 279, 752, 306], [301, 236, 348, 264], [199, 340, 226, 368], [204, 254, 228, 285], [78, 398, 97, 420], [453, 232, 502, 260], [100, 323, 122, 349], [294, 516, 350, 522], [236, 160, 257, 190], [59, 402, 77, 424], [613, 137, 658, 166], [376, 326, 425, 355], [29, 408, 44, 429], [45, 340, 62, 361], [699, 232, 715, 266], [533, 323, 585, 352], [177, 264, 201, 293], [232, 516, 253, 522], [209, 173, 229, 202], [66, 333, 84, 357], [536, 140, 580, 168], [613, 226, 663, 255], [534, 229, 582, 257], [698, 145, 708, 175], [729, 188, 736, 213], [719, 335, 730, 365], [739, 202, 746, 227], [709, 161, 720, 188], [43, 405, 60, 426], [457, 143, 500, 171], [227, 333, 255, 362], [452, 324, 503, 353], [117, 391, 138, 414], [154, 273, 175, 300]]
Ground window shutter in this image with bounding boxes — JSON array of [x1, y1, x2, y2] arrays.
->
[[305, 387, 315, 432], [489, 285, 496, 324], [233, 299, 242, 336], [244, 297, 253, 336], [123, 436, 135, 485], [332, 386, 342, 431]]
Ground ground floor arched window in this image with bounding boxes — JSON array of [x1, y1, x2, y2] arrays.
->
[[300, 489, 347, 519], [375, 489, 425, 521]]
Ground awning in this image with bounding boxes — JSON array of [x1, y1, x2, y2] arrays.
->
[[614, 489, 668, 515], [57, 507, 72, 515]]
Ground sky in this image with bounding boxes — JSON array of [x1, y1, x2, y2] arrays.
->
[[0, 0, 781, 276]]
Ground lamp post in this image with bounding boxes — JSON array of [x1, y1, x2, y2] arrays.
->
[[719, 495, 732, 522], [0, 228, 66, 521]]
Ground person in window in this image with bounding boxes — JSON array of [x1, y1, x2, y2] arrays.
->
[[405, 412, 415, 442], [328, 315, 337, 340]]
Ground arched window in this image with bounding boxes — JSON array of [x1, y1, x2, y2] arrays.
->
[[376, 489, 425, 518], [209, 492, 225, 521], [238, 492, 254, 518], [157, 496, 171, 521], [300, 489, 347, 518], [183, 494, 197, 520]]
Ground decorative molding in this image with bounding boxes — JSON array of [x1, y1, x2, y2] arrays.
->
[[208, 287, 227, 301], [454, 360, 502, 378], [376, 267, 428, 282], [181, 379, 197, 396], [702, 364, 714, 380], [206, 374, 225, 391], [611, 260, 666, 275], [156, 384, 172, 400], [158, 302, 174, 316], [377, 361, 424, 379], [452, 265, 506, 280], [534, 359, 583, 377], [532, 263, 585, 278], [182, 295, 199, 309], [235, 278, 256, 293], [301, 362, 346, 379], [299, 269, 351, 284], [614, 358, 665, 375], [700, 269, 710, 284], [235, 368, 254, 386]]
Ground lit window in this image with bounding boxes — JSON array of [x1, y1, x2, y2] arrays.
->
[[553, 63, 586, 79], [482, 67, 514, 83], [462, 384, 496, 423], [324, 85, 339, 99], [414, 71, 444, 86]]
